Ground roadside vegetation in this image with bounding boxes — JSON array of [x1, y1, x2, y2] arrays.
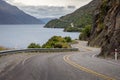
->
[[28, 43, 41, 48], [28, 36, 73, 48], [79, 25, 92, 40]]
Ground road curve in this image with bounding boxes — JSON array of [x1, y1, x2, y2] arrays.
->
[[0, 41, 120, 80]]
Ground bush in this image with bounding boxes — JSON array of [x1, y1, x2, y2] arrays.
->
[[64, 36, 72, 42], [42, 36, 71, 48], [79, 25, 91, 40], [28, 43, 41, 48]]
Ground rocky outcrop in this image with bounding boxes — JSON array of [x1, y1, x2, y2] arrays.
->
[[89, 0, 120, 56]]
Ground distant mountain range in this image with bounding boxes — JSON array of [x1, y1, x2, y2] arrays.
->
[[0, 0, 42, 24]]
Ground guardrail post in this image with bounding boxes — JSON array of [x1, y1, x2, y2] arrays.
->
[[115, 49, 118, 61]]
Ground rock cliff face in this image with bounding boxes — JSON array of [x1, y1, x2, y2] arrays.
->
[[89, 0, 120, 56]]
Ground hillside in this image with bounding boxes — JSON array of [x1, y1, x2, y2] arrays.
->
[[88, 0, 120, 56], [0, 0, 42, 24], [44, 0, 101, 31]]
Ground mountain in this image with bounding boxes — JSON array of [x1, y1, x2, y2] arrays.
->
[[0, 0, 42, 24], [88, 0, 120, 56], [44, 0, 101, 31]]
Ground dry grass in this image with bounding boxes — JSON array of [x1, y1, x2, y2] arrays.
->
[[0, 46, 9, 51]]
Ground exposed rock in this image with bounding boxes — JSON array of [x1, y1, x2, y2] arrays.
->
[[89, 0, 120, 56]]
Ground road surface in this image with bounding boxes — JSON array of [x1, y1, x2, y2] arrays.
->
[[0, 41, 120, 80]]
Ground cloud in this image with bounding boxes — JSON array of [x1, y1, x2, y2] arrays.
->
[[6, 0, 92, 8], [19, 6, 76, 18], [5, 0, 92, 18]]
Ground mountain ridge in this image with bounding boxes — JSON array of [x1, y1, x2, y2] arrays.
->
[[0, 0, 42, 24], [44, 0, 101, 31]]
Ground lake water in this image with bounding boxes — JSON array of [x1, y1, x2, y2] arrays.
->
[[0, 24, 80, 49]]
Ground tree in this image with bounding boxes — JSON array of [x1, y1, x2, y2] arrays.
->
[[79, 25, 91, 40]]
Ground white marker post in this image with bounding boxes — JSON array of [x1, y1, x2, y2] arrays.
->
[[115, 49, 118, 61]]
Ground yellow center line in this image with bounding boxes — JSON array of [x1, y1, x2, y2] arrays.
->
[[63, 54, 116, 80]]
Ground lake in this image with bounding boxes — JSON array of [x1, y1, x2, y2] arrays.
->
[[0, 24, 80, 49]]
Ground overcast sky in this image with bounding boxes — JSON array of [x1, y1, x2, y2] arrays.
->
[[6, 0, 92, 8]]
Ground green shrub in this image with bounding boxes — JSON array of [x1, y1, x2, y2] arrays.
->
[[79, 25, 92, 40], [28, 43, 41, 48], [64, 36, 72, 42], [42, 36, 71, 48]]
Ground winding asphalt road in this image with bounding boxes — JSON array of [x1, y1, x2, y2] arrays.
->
[[0, 41, 120, 80]]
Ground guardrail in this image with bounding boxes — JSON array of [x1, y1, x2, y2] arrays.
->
[[0, 48, 79, 56]]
